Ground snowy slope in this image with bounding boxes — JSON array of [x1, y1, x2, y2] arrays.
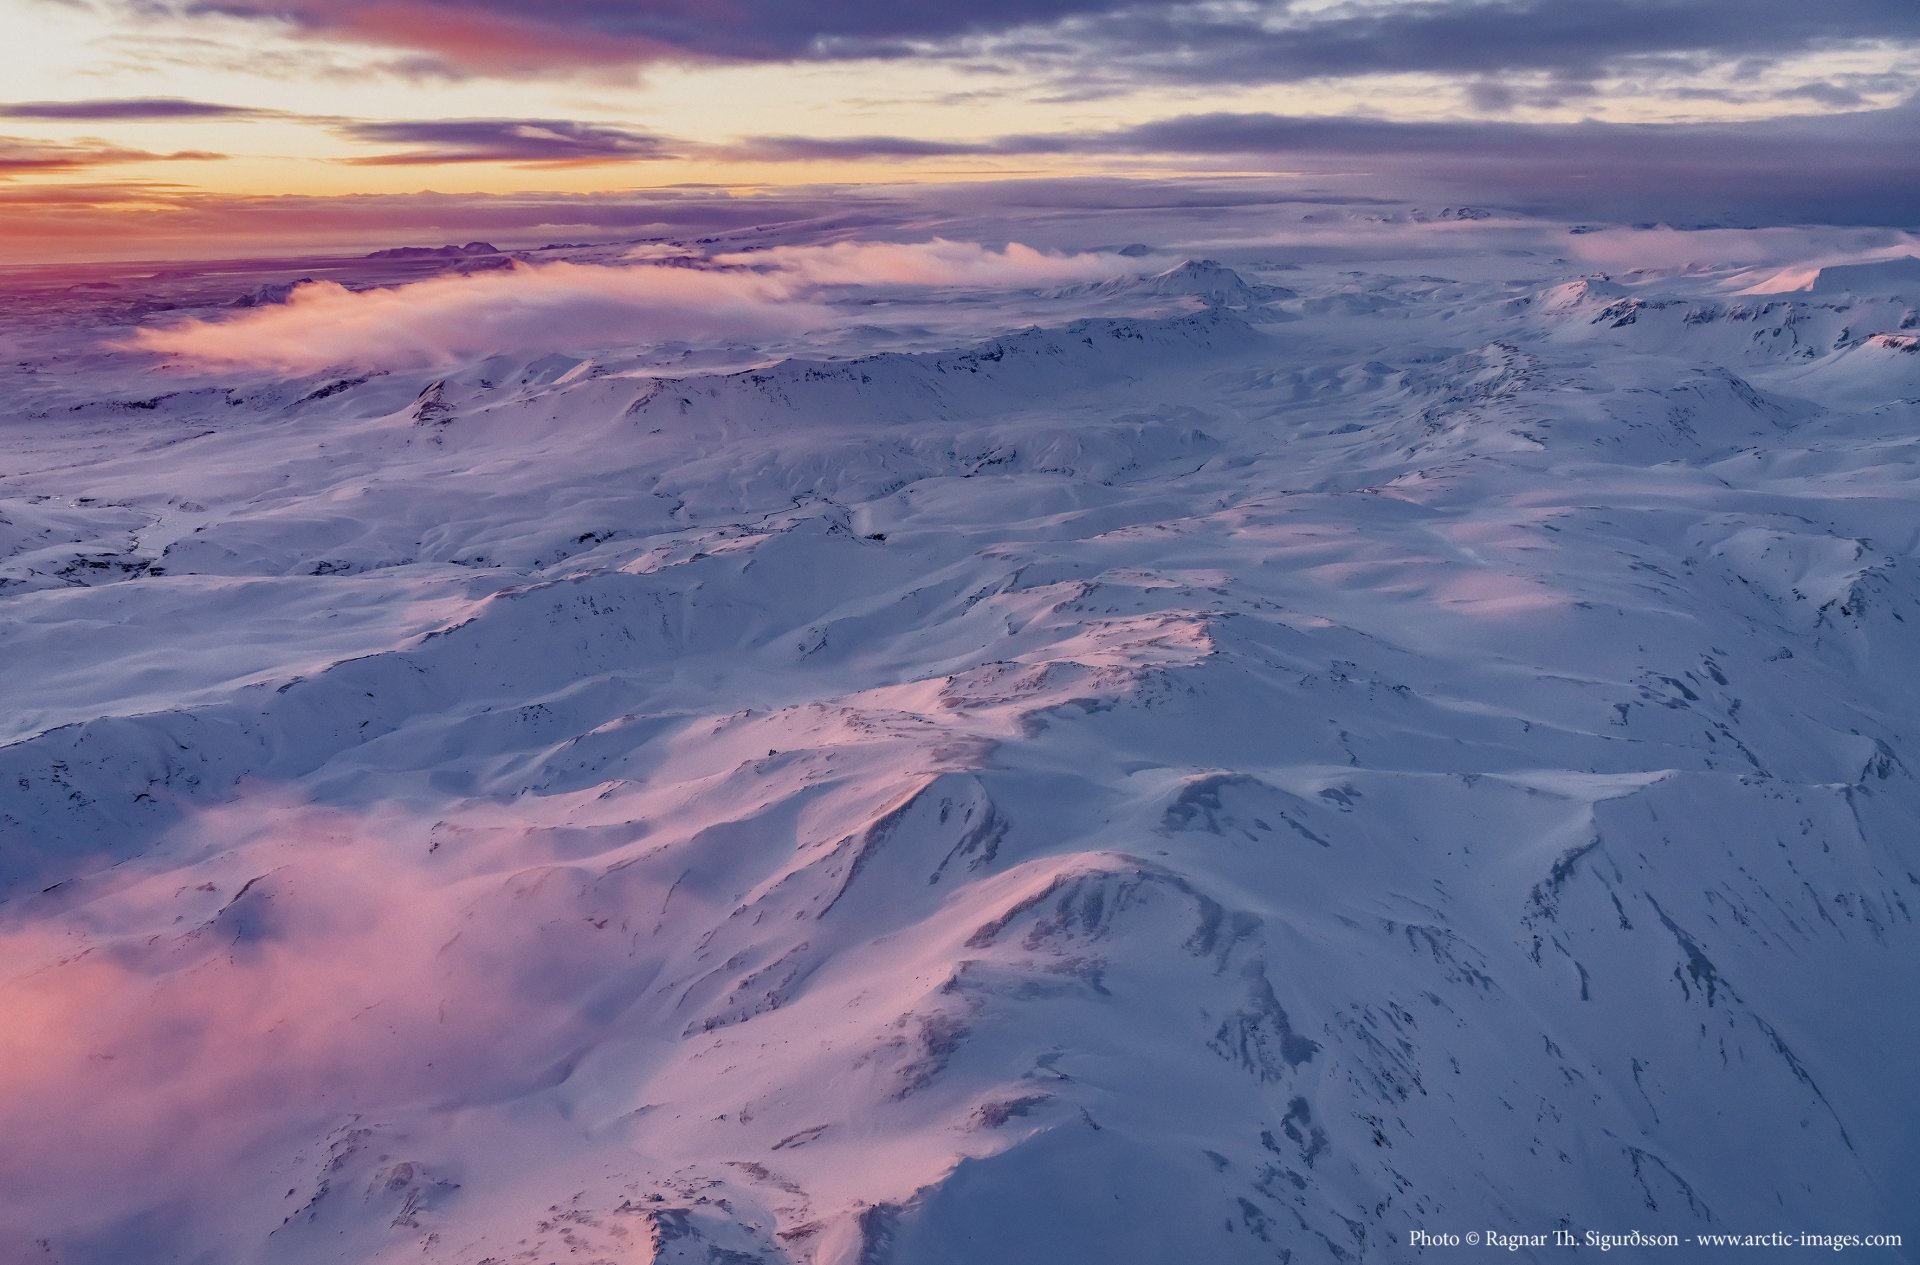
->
[[1743, 255, 1920, 297], [1, 236, 1917, 1264]]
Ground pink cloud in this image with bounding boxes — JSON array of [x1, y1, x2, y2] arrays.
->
[[125, 241, 1130, 371], [129, 259, 828, 372], [0, 795, 654, 1250]]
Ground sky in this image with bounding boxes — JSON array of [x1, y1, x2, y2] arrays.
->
[[1, 0, 1917, 261]]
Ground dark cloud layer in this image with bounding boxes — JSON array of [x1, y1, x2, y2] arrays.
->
[[1030, 0, 1920, 90], [0, 98, 270, 121], [334, 118, 675, 165], [735, 95, 1920, 224], [1085, 99, 1920, 222], [163, 0, 1133, 73], [133, 0, 1920, 84]]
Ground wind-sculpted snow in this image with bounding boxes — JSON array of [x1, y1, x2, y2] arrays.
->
[[2, 248, 1918, 1264]]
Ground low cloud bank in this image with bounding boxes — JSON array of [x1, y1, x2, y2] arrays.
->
[[132, 259, 826, 372], [130, 240, 1131, 372]]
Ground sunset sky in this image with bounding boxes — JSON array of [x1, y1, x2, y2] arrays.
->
[[3, 0, 1917, 260]]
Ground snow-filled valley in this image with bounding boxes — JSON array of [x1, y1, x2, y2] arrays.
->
[[2, 223, 1919, 1263]]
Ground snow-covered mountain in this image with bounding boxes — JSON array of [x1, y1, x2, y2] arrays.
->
[[1056, 258, 1298, 308], [2, 233, 1917, 1264]]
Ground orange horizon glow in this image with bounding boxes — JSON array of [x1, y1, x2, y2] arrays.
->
[[2, 1, 1915, 263]]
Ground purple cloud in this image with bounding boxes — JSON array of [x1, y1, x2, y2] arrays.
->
[[1025, 0, 1920, 90], [724, 95, 1920, 224], [0, 137, 225, 178], [122, 0, 1920, 83], [333, 118, 675, 166], [0, 98, 271, 121], [159, 0, 1136, 74]]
